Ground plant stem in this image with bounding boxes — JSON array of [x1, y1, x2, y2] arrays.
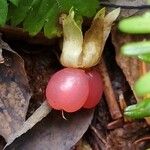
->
[[99, 59, 122, 120]]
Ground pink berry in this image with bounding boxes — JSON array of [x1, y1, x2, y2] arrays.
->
[[46, 68, 89, 112], [83, 70, 103, 108]]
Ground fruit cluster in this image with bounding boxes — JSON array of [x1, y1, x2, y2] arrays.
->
[[46, 68, 103, 112]]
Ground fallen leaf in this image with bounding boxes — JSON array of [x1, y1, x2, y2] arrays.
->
[[0, 36, 31, 142], [112, 25, 150, 123], [101, 0, 147, 6], [0, 33, 20, 54], [0, 44, 93, 149], [3, 43, 60, 147], [0, 26, 57, 46], [5, 109, 94, 150], [101, 0, 148, 18], [6, 101, 51, 146], [112, 26, 150, 93]]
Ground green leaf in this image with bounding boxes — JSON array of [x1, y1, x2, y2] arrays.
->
[[8, 0, 34, 26], [8, 0, 99, 38], [121, 41, 150, 56], [72, 0, 99, 17], [0, 0, 8, 26], [124, 99, 150, 119], [119, 12, 150, 34], [134, 72, 150, 96], [44, 4, 61, 38], [23, 0, 56, 36], [138, 53, 150, 63], [9, 0, 20, 6], [56, 0, 99, 17]]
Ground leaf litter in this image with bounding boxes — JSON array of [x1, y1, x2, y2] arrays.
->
[[0, 37, 94, 150], [0, 3, 149, 149], [112, 24, 150, 131], [0, 35, 31, 142], [112, 26, 150, 101], [5, 110, 94, 150], [101, 0, 148, 18], [0, 8, 121, 149]]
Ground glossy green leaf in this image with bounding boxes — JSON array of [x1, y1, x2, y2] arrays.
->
[[8, 0, 34, 26], [44, 4, 61, 38], [71, 0, 99, 17], [9, 0, 20, 6], [121, 41, 150, 56], [134, 72, 150, 96], [119, 12, 150, 34], [23, 0, 55, 36], [56, 0, 99, 17], [124, 99, 150, 119], [138, 53, 150, 63], [0, 0, 8, 26], [7, 0, 99, 38]]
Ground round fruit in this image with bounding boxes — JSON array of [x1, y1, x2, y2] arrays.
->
[[46, 68, 89, 112], [83, 70, 103, 108]]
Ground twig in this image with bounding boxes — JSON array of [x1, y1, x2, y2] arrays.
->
[[90, 125, 106, 145], [99, 60, 122, 120], [133, 136, 150, 149], [118, 92, 132, 122], [6, 101, 51, 147], [107, 119, 124, 130], [141, 61, 147, 75], [118, 92, 127, 111]]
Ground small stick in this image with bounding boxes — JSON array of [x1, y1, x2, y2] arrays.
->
[[132, 136, 150, 149], [118, 92, 127, 111], [118, 92, 132, 122], [99, 60, 122, 120], [90, 125, 106, 145], [107, 118, 124, 130], [140, 61, 147, 75]]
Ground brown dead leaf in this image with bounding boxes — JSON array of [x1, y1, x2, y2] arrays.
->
[[112, 28, 139, 87], [101, 0, 148, 18], [5, 109, 94, 150], [0, 37, 31, 142], [112, 26, 150, 123], [112, 26, 150, 95], [4, 45, 93, 149], [0, 26, 57, 46], [6, 101, 51, 146]]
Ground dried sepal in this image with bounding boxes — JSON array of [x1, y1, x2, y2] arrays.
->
[[82, 9, 105, 68], [60, 9, 83, 68], [60, 8, 120, 68]]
